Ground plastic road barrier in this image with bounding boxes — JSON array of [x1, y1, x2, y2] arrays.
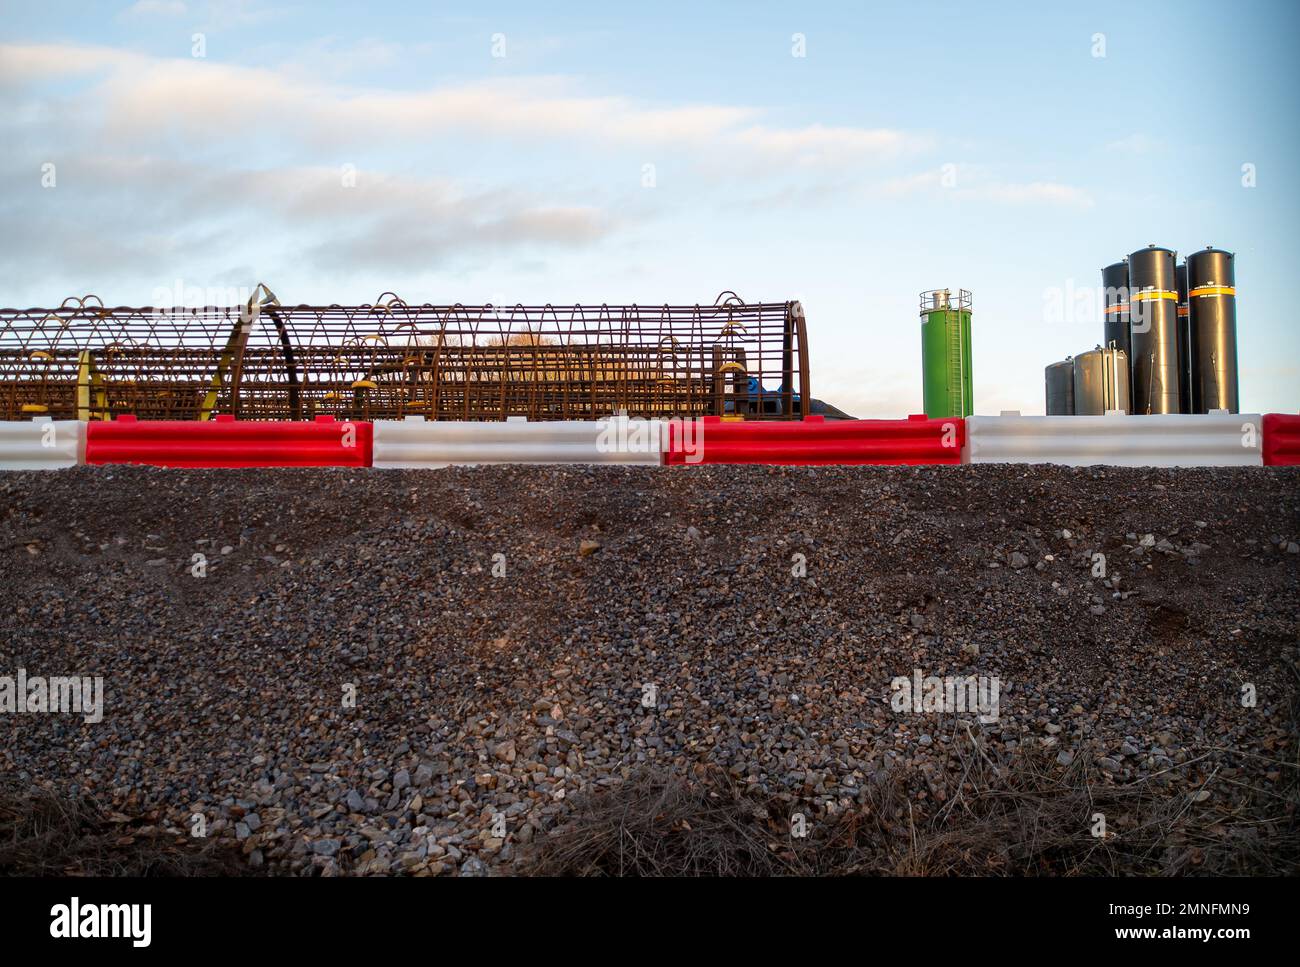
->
[[664, 415, 964, 466], [966, 412, 1263, 467], [1262, 413, 1300, 466], [372, 415, 666, 468], [86, 415, 372, 468], [0, 418, 85, 469]]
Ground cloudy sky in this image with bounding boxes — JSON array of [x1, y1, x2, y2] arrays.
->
[[2, 0, 1297, 415]]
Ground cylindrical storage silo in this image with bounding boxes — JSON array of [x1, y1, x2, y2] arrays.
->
[[1101, 260, 1131, 367], [919, 289, 974, 418], [1127, 245, 1182, 414], [1045, 358, 1075, 415], [1186, 246, 1239, 413], [1073, 345, 1131, 415], [1175, 261, 1192, 413]]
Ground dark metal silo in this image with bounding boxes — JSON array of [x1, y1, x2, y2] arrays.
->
[[1073, 345, 1131, 415], [1176, 261, 1192, 412], [1101, 260, 1131, 368], [1045, 357, 1075, 415], [1127, 244, 1182, 414], [1186, 246, 1239, 413]]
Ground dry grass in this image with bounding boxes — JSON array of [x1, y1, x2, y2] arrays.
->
[[0, 781, 250, 877], [518, 769, 804, 877], [521, 726, 1300, 877]]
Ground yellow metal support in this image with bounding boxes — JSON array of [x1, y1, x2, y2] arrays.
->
[[202, 283, 279, 420], [76, 350, 107, 421]]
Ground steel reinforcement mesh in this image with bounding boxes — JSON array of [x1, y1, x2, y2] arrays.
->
[[0, 293, 809, 422]]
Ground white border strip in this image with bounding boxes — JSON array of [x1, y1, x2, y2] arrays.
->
[[967, 412, 1263, 467], [372, 415, 666, 468], [0, 418, 85, 469]]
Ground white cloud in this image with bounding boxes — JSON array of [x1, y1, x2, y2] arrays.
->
[[0, 39, 930, 300], [0, 44, 147, 85], [1105, 132, 1162, 155], [732, 123, 920, 166], [879, 164, 1093, 209], [966, 181, 1093, 208], [0, 155, 620, 287], [120, 0, 188, 19], [198, 0, 284, 31], [0, 41, 923, 166], [880, 169, 943, 195]]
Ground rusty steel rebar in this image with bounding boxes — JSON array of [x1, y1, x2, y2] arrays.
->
[[0, 292, 810, 422]]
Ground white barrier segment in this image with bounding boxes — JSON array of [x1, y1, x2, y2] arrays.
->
[[966, 412, 1264, 467], [963, 409, 1022, 463], [372, 416, 666, 468], [0, 418, 85, 470]]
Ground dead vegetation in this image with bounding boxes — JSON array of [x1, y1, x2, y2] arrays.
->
[[0, 780, 250, 877], [522, 721, 1300, 877]]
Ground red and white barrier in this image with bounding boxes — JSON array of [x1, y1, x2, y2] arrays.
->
[[86, 415, 372, 468], [1262, 413, 1300, 466], [0, 412, 1296, 469], [664, 415, 964, 466], [372, 415, 664, 468], [0, 418, 84, 470], [966, 412, 1264, 467]]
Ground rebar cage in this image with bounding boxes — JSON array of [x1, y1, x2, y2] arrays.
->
[[0, 292, 810, 422]]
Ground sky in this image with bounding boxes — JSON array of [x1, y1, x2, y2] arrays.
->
[[1, 0, 1297, 416]]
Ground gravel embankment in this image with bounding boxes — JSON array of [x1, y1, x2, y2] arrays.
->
[[1, 465, 1297, 875]]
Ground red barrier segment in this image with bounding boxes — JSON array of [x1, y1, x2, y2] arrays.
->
[[665, 415, 965, 466], [86, 415, 373, 468], [1263, 413, 1300, 466]]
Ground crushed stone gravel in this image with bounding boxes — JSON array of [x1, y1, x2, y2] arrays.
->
[[1, 464, 1296, 875]]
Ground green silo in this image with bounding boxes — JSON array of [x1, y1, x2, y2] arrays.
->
[[920, 288, 973, 418]]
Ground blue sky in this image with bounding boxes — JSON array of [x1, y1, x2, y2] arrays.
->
[[2, 0, 1297, 415]]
